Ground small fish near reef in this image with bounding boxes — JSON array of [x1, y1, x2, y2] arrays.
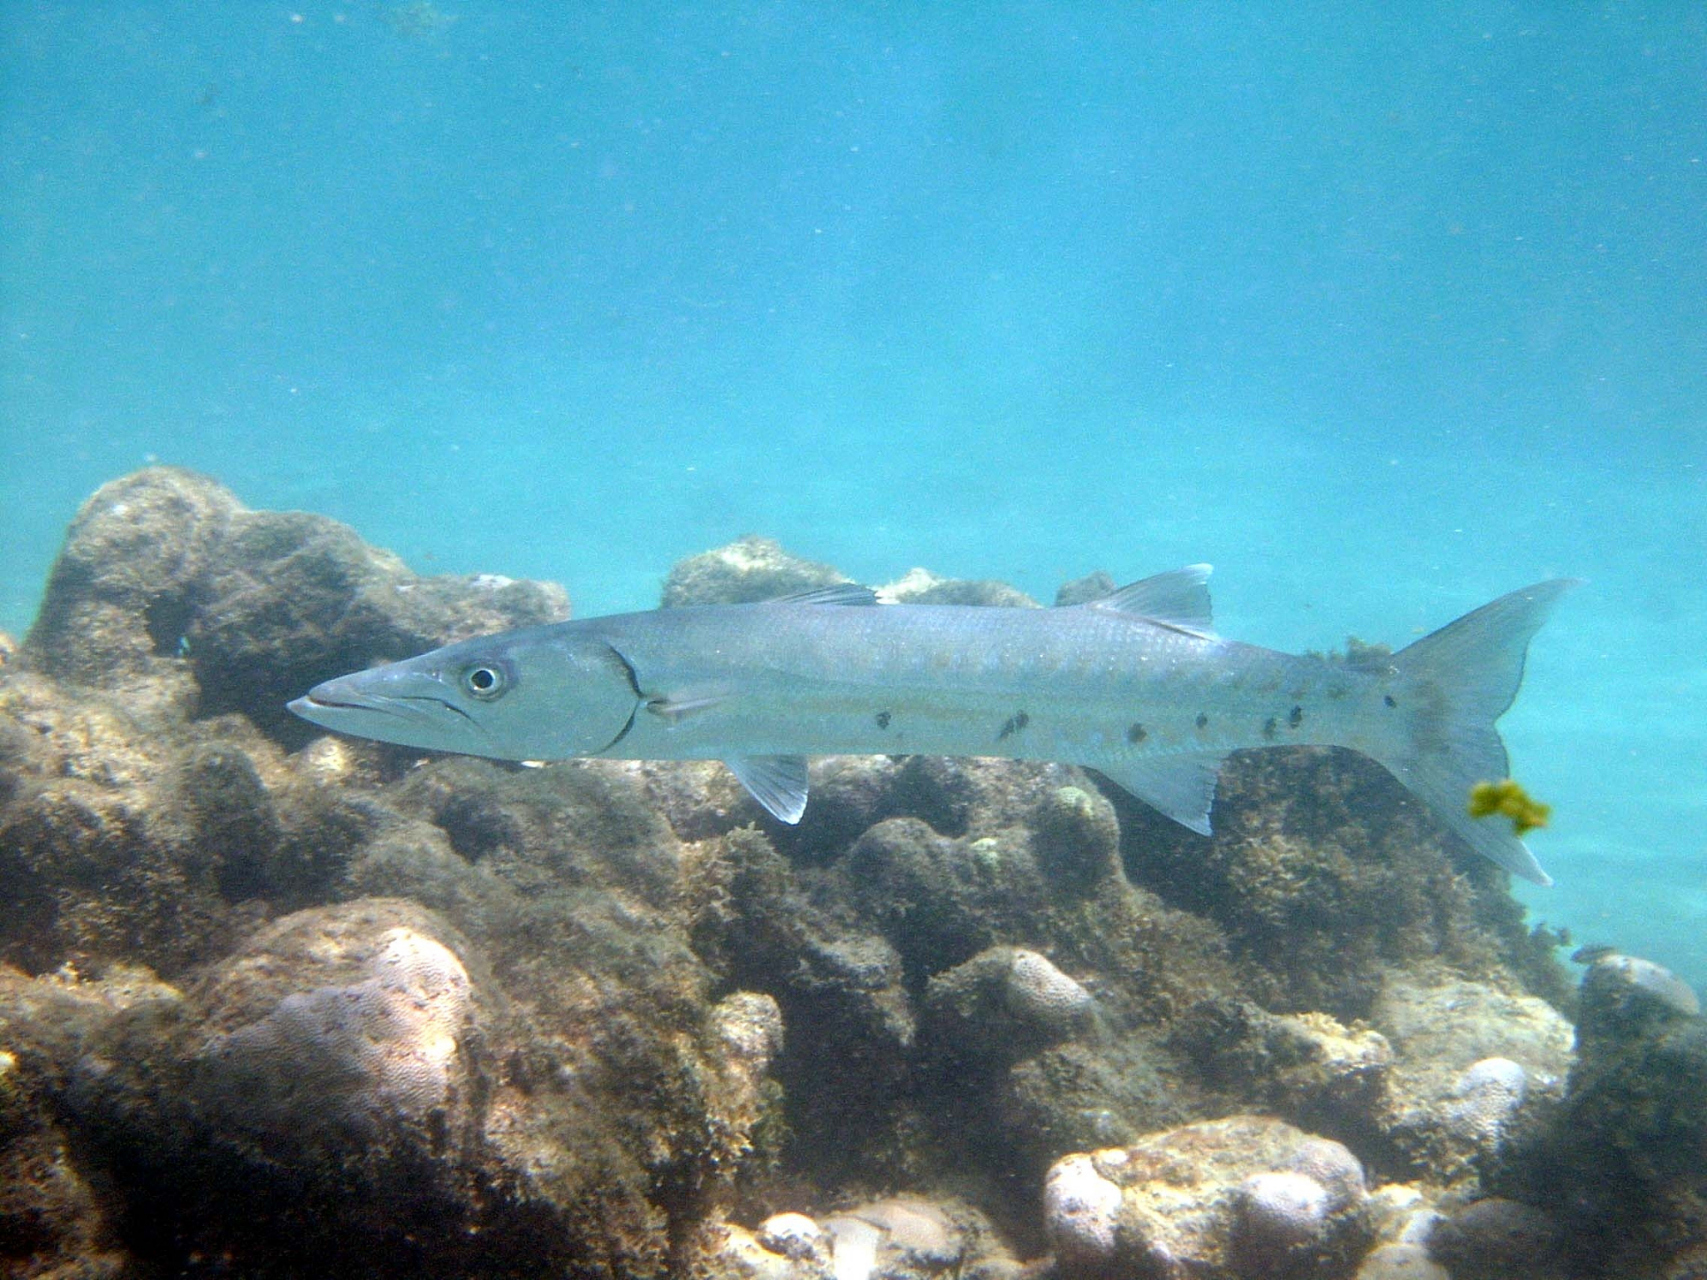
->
[[290, 568, 1579, 884]]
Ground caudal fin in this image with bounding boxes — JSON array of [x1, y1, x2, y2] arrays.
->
[[1375, 579, 1581, 886]]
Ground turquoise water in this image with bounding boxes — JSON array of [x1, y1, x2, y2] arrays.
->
[[3, 5, 1703, 986]]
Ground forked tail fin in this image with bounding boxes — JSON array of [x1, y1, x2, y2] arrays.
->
[[1374, 579, 1582, 885]]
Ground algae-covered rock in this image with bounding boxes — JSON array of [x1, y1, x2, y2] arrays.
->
[[0, 673, 376, 975], [21, 467, 238, 708], [19, 467, 569, 740], [61, 884, 773, 1279], [1117, 746, 1573, 1020], [662, 535, 848, 606], [0, 968, 141, 1278], [1030, 784, 1125, 897], [1054, 570, 1118, 607], [67, 900, 494, 1266], [1368, 973, 1573, 1181], [1174, 996, 1393, 1140], [1496, 953, 1707, 1278], [1424, 1196, 1561, 1280], [878, 567, 1039, 608]]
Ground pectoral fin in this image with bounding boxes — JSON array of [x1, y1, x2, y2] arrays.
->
[[725, 755, 810, 823], [1092, 751, 1228, 835], [646, 692, 732, 721]]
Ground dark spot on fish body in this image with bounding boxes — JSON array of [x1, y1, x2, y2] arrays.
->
[[1195, 713, 1209, 730], [1384, 694, 1397, 708], [1127, 722, 1148, 744], [997, 710, 1030, 741], [1262, 716, 1278, 740], [1288, 705, 1303, 728], [875, 710, 892, 730]]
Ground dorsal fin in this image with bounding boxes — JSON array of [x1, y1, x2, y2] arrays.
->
[[1086, 565, 1215, 637], [768, 584, 880, 606]]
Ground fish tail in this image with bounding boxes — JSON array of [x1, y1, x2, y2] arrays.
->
[[1372, 579, 1581, 885]]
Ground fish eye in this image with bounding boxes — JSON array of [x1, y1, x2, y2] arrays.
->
[[462, 664, 507, 700]]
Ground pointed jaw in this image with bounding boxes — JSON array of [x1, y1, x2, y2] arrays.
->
[[288, 668, 492, 755]]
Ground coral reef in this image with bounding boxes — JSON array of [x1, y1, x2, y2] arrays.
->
[[17, 467, 568, 741], [0, 481, 1696, 1278]]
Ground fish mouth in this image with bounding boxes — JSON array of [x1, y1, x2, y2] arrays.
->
[[288, 679, 490, 748], [295, 691, 367, 712]]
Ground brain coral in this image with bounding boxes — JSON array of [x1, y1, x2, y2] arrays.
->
[[191, 905, 477, 1145], [1443, 1056, 1528, 1149], [1005, 949, 1095, 1032]]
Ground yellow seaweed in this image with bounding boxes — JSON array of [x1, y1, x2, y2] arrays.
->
[[1468, 779, 1552, 837]]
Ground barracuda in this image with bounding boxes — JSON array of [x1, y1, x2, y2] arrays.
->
[[289, 567, 1578, 884]]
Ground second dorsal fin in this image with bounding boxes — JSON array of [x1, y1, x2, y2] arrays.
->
[[768, 584, 880, 607], [1086, 565, 1215, 637]]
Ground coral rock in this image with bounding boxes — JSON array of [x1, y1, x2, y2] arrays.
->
[[1004, 949, 1095, 1033], [1370, 974, 1572, 1178], [1043, 1152, 1122, 1271], [1354, 1242, 1449, 1280], [1444, 1057, 1528, 1149], [21, 467, 568, 741], [757, 1211, 829, 1263], [191, 913, 476, 1141], [1232, 1171, 1333, 1263], [661, 535, 847, 606], [1049, 1116, 1370, 1279], [924, 946, 1091, 1072], [878, 567, 1039, 608], [1424, 1197, 1560, 1280]]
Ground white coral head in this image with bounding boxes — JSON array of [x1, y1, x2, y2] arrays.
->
[[1594, 954, 1700, 1016], [1044, 1153, 1122, 1266], [1283, 1136, 1366, 1211], [1445, 1057, 1528, 1146], [1235, 1171, 1331, 1254]]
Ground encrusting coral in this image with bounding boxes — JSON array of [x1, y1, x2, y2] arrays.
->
[[0, 473, 1695, 1279]]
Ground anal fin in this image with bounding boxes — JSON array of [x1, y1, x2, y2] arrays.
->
[[725, 755, 810, 824], [1092, 751, 1228, 836]]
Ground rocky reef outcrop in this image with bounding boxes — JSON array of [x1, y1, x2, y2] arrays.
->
[[0, 469, 1696, 1279]]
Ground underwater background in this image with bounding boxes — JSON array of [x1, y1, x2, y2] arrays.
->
[[1, 0, 1703, 1004]]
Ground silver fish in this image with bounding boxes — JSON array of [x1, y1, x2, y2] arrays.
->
[[289, 567, 1578, 884]]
